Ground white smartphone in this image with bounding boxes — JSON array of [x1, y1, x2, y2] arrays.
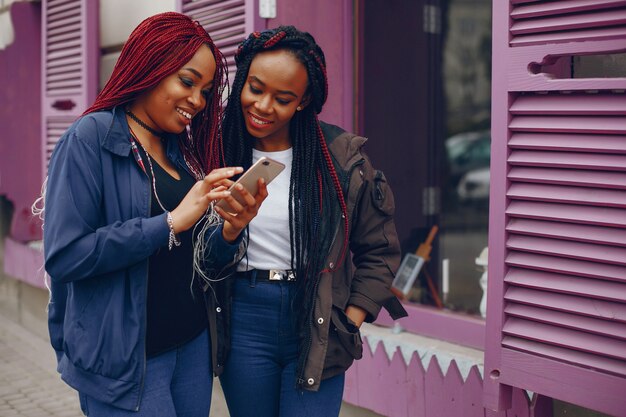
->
[[215, 156, 286, 212]]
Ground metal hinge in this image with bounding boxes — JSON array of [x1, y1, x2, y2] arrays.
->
[[423, 4, 441, 34], [422, 186, 440, 216], [259, 0, 277, 19]]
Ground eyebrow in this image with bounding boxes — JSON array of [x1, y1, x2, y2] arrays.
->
[[249, 76, 298, 98], [182, 67, 214, 88]]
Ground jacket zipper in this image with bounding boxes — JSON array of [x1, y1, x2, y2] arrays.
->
[[135, 166, 152, 411], [296, 157, 365, 387]]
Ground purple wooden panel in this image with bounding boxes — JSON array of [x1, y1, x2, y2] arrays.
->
[[512, 0, 626, 19], [510, 9, 626, 35], [406, 352, 426, 417], [507, 235, 626, 265], [357, 340, 389, 414], [268, 0, 353, 130], [384, 349, 410, 417], [509, 116, 626, 134], [508, 150, 626, 171], [507, 388, 531, 417], [506, 252, 626, 281], [507, 183, 626, 207], [441, 361, 465, 417], [503, 318, 626, 359], [504, 287, 626, 320], [424, 358, 445, 417], [508, 167, 626, 189], [3, 238, 46, 289], [499, 348, 626, 415], [510, 94, 626, 115], [505, 304, 626, 340], [0, 2, 43, 242], [506, 201, 626, 227], [511, 25, 626, 47], [462, 367, 487, 417], [375, 304, 486, 350], [505, 268, 626, 301], [509, 132, 626, 153]]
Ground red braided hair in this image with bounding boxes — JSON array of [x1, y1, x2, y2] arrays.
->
[[83, 12, 228, 173]]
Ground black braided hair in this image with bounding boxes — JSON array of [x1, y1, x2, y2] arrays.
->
[[223, 26, 349, 350]]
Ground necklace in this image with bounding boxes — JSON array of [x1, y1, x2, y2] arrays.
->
[[125, 108, 167, 140], [128, 127, 169, 213]]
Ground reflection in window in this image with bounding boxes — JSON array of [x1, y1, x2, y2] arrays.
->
[[408, 0, 492, 316]]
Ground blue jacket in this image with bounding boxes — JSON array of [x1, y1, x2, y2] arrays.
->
[[44, 107, 237, 411]]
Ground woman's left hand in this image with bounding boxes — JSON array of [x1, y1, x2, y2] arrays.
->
[[215, 178, 268, 243], [345, 305, 367, 328]]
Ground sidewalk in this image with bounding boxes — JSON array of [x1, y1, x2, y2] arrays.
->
[[0, 275, 375, 417]]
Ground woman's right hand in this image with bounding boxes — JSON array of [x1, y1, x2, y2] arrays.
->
[[169, 167, 243, 233], [214, 178, 268, 243]]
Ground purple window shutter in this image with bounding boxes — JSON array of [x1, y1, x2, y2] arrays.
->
[[485, 1, 626, 416], [177, 0, 255, 82], [41, 0, 98, 177]]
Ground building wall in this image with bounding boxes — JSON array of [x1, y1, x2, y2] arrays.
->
[[0, 2, 42, 242]]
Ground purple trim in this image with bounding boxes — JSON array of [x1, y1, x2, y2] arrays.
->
[[376, 303, 486, 350], [3, 238, 46, 289], [341, 0, 354, 131]]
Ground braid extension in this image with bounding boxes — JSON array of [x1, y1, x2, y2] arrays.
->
[[222, 26, 349, 359], [83, 12, 228, 174]]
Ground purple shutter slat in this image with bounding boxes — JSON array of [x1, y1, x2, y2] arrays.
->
[[507, 235, 626, 265], [510, 9, 626, 35], [510, 25, 626, 46], [506, 252, 626, 281], [502, 318, 626, 360], [504, 287, 626, 321], [179, 0, 254, 90], [508, 150, 626, 170], [507, 183, 626, 207], [506, 218, 626, 246], [512, 0, 626, 19], [509, 116, 626, 134], [504, 268, 626, 301], [504, 304, 626, 340], [508, 167, 626, 189], [509, 133, 626, 153], [510, 95, 626, 116], [506, 201, 626, 227], [501, 337, 626, 376]]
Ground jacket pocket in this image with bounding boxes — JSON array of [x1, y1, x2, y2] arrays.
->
[[372, 170, 395, 216]]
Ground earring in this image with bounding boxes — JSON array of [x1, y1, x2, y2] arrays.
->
[[296, 106, 302, 111], [186, 124, 193, 144]]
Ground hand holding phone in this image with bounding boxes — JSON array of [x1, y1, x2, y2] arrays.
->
[[215, 156, 285, 212]]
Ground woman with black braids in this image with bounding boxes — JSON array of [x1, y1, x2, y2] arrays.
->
[[209, 26, 407, 416]]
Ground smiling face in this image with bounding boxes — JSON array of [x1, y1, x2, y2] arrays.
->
[[240, 49, 309, 151], [132, 44, 216, 135]]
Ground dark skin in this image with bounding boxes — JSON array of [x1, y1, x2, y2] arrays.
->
[[217, 49, 366, 327]]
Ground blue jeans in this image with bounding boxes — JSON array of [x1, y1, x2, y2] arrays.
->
[[79, 328, 212, 416], [220, 277, 345, 417]]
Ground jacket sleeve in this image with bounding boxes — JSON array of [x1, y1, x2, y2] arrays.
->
[[201, 223, 244, 273], [348, 156, 406, 322], [43, 128, 169, 284]]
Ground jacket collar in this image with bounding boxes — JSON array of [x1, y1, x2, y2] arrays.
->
[[101, 106, 186, 167], [320, 121, 367, 170]]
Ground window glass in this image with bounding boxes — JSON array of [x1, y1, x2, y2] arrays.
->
[[438, 0, 492, 316]]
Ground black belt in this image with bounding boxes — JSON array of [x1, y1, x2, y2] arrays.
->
[[237, 269, 296, 282]]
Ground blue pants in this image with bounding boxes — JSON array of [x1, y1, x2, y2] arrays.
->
[[219, 277, 345, 417], [79, 328, 212, 416]]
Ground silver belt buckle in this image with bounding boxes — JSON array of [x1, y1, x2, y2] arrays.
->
[[269, 270, 285, 281], [269, 270, 295, 281]]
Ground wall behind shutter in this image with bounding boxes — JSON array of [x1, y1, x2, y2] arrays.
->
[[485, 1, 626, 416], [178, 0, 255, 88], [41, 0, 98, 176]]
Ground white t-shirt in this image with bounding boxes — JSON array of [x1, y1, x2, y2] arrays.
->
[[237, 147, 293, 271]]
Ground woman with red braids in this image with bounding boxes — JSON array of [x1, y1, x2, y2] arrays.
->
[[205, 26, 407, 416], [41, 12, 264, 416]]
